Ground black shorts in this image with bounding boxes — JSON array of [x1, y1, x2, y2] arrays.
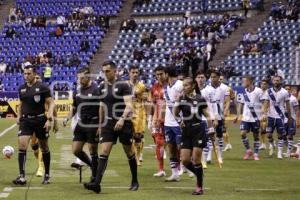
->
[[181, 123, 207, 150], [73, 120, 99, 144], [18, 116, 49, 140], [100, 120, 133, 145]]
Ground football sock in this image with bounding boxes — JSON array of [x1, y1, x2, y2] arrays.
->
[[287, 139, 293, 153], [184, 161, 195, 174], [217, 137, 224, 155], [95, 155, 108, 184], [75, 151, 91, 167], [91, 153, 98, 178], [278, 139, 284, 152], [170, 157, 179, 176], [128, 154, 138, 183], [241, 136, 250, 150], [297, 139, 300, 154], [31, 143, 39, 159], [42, 151, 51, 176], [194, 164, 203, 188], [254, 139, 260, 154], [18, 149, 27, 177]]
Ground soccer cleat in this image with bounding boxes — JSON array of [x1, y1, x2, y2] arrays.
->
[[42, 174, 50, 185], [129, 182, 139, 191], [36, 166, 44, 177], [218, 157, 223, 164], [202, 161, 208, 169], [223, 144, 232, 152], [259, 143, 267, 150], [137, 159, 141, 166], [153, 171, 166, 177], [165, 174, 180, 182], [253, 153, 260, 161], [12, 176, 27, 185], [178, 167, 186, 176], [277, 151, 283, 159], [243, 149, 253, 160], [192, 186, 204, 195], [283, 152, 291, 158], [84, 182, 101, 194]]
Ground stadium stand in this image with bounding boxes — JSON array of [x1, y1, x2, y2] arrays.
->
[[16, 0, 124, 17], [224, 2, 300, 88], [109, 14, 244, 86], [132, 0, 262, 16]]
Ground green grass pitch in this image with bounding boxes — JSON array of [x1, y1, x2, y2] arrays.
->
[[0, 118, 300, 200]]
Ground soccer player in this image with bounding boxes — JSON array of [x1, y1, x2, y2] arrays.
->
[[63, 67, 100, 183], [85, 61, 138, 193], [283, 85, 299, 157], [148, 65, 167, 177], [220, 75, 234, 152], [163, 66, 183, 182], [194, 70, 217, 168], [259, 79, 269, 150], [13, 65, 54, 185], [128, 65, 147, 166], [209, 70, 230, 164], [234, 75, 266, 160], [262, 75, 292, 159], [173, 77, 214, 195]]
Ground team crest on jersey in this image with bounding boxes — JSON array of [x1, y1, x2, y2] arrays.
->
[[34, 95, 41, 103], [114, 88, 119, 92], [88, 93, 92, 97]]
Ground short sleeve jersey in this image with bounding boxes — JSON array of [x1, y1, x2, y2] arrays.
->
[[98, 80, 132, 119], [238, 87, 266, 122], [209, 83, 230, 120], [263, 87, 290, 121], [176, 93, 208, 124], [18, 81, 51, 116], [73, 81, 100, 119], [164, 80, 183, 127]]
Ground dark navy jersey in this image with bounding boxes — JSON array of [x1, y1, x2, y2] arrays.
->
[[177, 93, 207, 124], [18, 81, 51, 116], [98, 80, 132, 119], [73, 81, 100, 120]]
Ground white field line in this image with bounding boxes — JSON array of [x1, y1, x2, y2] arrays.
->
[[165, 187, 211, 190], [0, 124, 17, 137], [0, 193, 9, 198], [235, 188, 281, 192]]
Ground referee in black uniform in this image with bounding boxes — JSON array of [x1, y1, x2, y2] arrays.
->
[[13, 65, 55, 185], [63, 67, 100, 184], [85, 61, 139, 193], [173, 77, 214, 195]]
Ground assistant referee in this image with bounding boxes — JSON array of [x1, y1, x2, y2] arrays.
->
[[13, 65, 55, 185], [85, 61, 139, 193]]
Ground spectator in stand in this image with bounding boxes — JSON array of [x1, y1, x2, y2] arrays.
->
[[183, 11, 191, 27], [53, 83, 61, 91], [56, 15, 66, 31], [120, 18, 137, 32], [5, 27, 16, 38], [140, 31, 151, 47], [43, 64, 52, 83], [272, 38, 281, 52], [202, 0, 208, 14], [154, 30, 164, 47], [183, 26, 195, 39], [80, 39, 90, 52], [242, 0, 250, 18], [55, 26, 63, 37], [0, 60, 7, 73]]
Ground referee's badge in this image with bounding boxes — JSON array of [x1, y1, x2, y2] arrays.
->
[[114, 88, 119, 92], [35, 88, 40, 92], [21, 89, 26, 93], [198, 140, 202, 144], [88, 93, 92, 97], [34, 95, 41, 103]]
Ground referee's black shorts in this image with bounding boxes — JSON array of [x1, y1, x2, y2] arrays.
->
[[181, 122, 207, 150], [18, 116, 49, 140], [73, 119, 99, 144], [100, 120, 133, 145]]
